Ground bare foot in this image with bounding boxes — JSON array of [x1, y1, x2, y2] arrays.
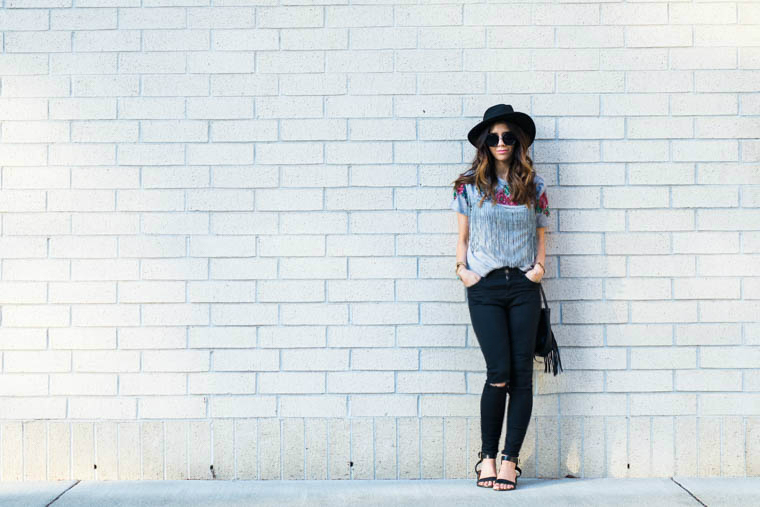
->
[[494, 459, 517, 490], [478, 458, 496, 487]]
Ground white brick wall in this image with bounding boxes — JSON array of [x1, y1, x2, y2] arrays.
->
[[0, 1, 758, 480]]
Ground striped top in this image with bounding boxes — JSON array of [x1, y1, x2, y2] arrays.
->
[[450, 172, 550, 277]]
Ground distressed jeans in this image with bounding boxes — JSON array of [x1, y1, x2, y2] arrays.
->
[[466, 265, 541, 457]]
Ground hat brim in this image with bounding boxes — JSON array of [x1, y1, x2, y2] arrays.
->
[[468, 112, 536, 148]]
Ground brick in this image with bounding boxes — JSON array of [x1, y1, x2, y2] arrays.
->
[[607, 370, 672, 392], [556, 416, 579, 478], [675, 417, 697, 476], [280, 395, 345, 417], [49, 422, 71, 480], [165, 421, 188, 480], [630, 346, 697, 369], [375, 417, 397, 479], [722, 416, 746, 476], [72, 422, 95, 480], [605, 416, 629, 477], [701, 394, 760, 415], [630, 393, 696, 415], [234, 419, 257, 479], [701, 346, 760, 368], [351, 395, 417, 417], [69, 398, 136, 419], [327, 372, 394, 393], [142, 421, 164, 479], [414, 417, 441, 478], [91, 423, 119, 479], [397, 372, 465, 393], [629, 417, 654, 478], [140, 396, 207, 419], [189, 372, 256, 394], [295, 418, 323, 479], [607, 324, 673, 346], [560, 394, 627, 416], [22, 421, 46, 480], [583, 417, 605, 477], [281, 349, 348, 371], [344, 418, 370, 478], [651, 417, 675, 477], [188, 421, 211, 479], [675, 323, 741, 345], [118, 422, 140, 480], [218, 420, 252, 478], [258, 372, 322, 394], [697, 417, 721, 477], [676, 370, 741, 391], [212, 397, 277, 418], [281, 418, 304, 479], [537, 416, 560, 478]]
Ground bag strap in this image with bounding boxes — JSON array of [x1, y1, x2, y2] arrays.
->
[[539, 282, 549, 309]]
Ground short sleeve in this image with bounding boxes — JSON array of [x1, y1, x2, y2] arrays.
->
[[535, 177, 550, 228], [450, 183, 471, 216]]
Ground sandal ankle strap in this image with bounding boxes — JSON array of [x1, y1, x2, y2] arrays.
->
[[500, 453, 518, 465], [500, 453, 522, 477], [474, 451, 498, 475]]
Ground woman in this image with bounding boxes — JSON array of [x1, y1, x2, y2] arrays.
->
[[449, 104, 550, 491]]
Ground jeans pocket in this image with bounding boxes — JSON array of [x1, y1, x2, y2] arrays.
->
[[467, 275, 484, 289], [523, 270, 540, 285]]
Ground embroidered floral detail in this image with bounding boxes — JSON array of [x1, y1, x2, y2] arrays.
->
[[537, 191, 550, 217], [494, 186, 519, 206], [454, 183, 470, 207], [454, 181, 548, 213]]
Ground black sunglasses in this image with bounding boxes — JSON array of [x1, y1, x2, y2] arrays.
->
[[485, 132, 518, 147]]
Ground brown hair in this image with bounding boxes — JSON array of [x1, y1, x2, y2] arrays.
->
[[451, 120, 538, 210]]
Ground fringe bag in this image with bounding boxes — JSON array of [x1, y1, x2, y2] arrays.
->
[[534, 283, 563, 376]]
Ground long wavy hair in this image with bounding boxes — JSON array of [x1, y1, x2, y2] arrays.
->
[[451, 120, 538, 209]]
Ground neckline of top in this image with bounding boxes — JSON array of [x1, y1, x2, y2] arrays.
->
[[496, 174, 543, 186]]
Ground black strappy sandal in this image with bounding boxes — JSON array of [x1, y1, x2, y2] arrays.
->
[[494, 453, 522, 491], [474, 451, 498, 488]]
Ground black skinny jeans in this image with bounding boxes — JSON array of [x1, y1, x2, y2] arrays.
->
[[466, 265, 541, 457]]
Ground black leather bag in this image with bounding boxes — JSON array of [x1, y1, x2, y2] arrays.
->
[[535, 283, 563, 376]]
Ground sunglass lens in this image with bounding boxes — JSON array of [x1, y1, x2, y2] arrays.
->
[[486, 133, 517, 147]]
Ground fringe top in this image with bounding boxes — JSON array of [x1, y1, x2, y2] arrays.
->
[[450, 172, 550, 273]]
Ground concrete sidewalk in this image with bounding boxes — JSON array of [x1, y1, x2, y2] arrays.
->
[[0, 477, 757, 506]]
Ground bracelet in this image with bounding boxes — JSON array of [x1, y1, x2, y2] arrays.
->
[[455, 262, 466, 279], [534, 261, 544, 273]]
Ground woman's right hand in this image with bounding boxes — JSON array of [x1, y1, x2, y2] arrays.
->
[[459, 268, 482, 288]]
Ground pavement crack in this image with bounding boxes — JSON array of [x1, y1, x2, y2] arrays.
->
[[671, 477, 707, 506], [47, 480, 80, 506]]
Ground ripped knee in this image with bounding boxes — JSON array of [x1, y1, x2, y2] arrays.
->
[[489, 382, 507, 388]]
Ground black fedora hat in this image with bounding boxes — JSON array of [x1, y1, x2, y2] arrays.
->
[[467, 104, 536, 148]]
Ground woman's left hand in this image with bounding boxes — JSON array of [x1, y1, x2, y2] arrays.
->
[[525, 266, 543, 283]]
